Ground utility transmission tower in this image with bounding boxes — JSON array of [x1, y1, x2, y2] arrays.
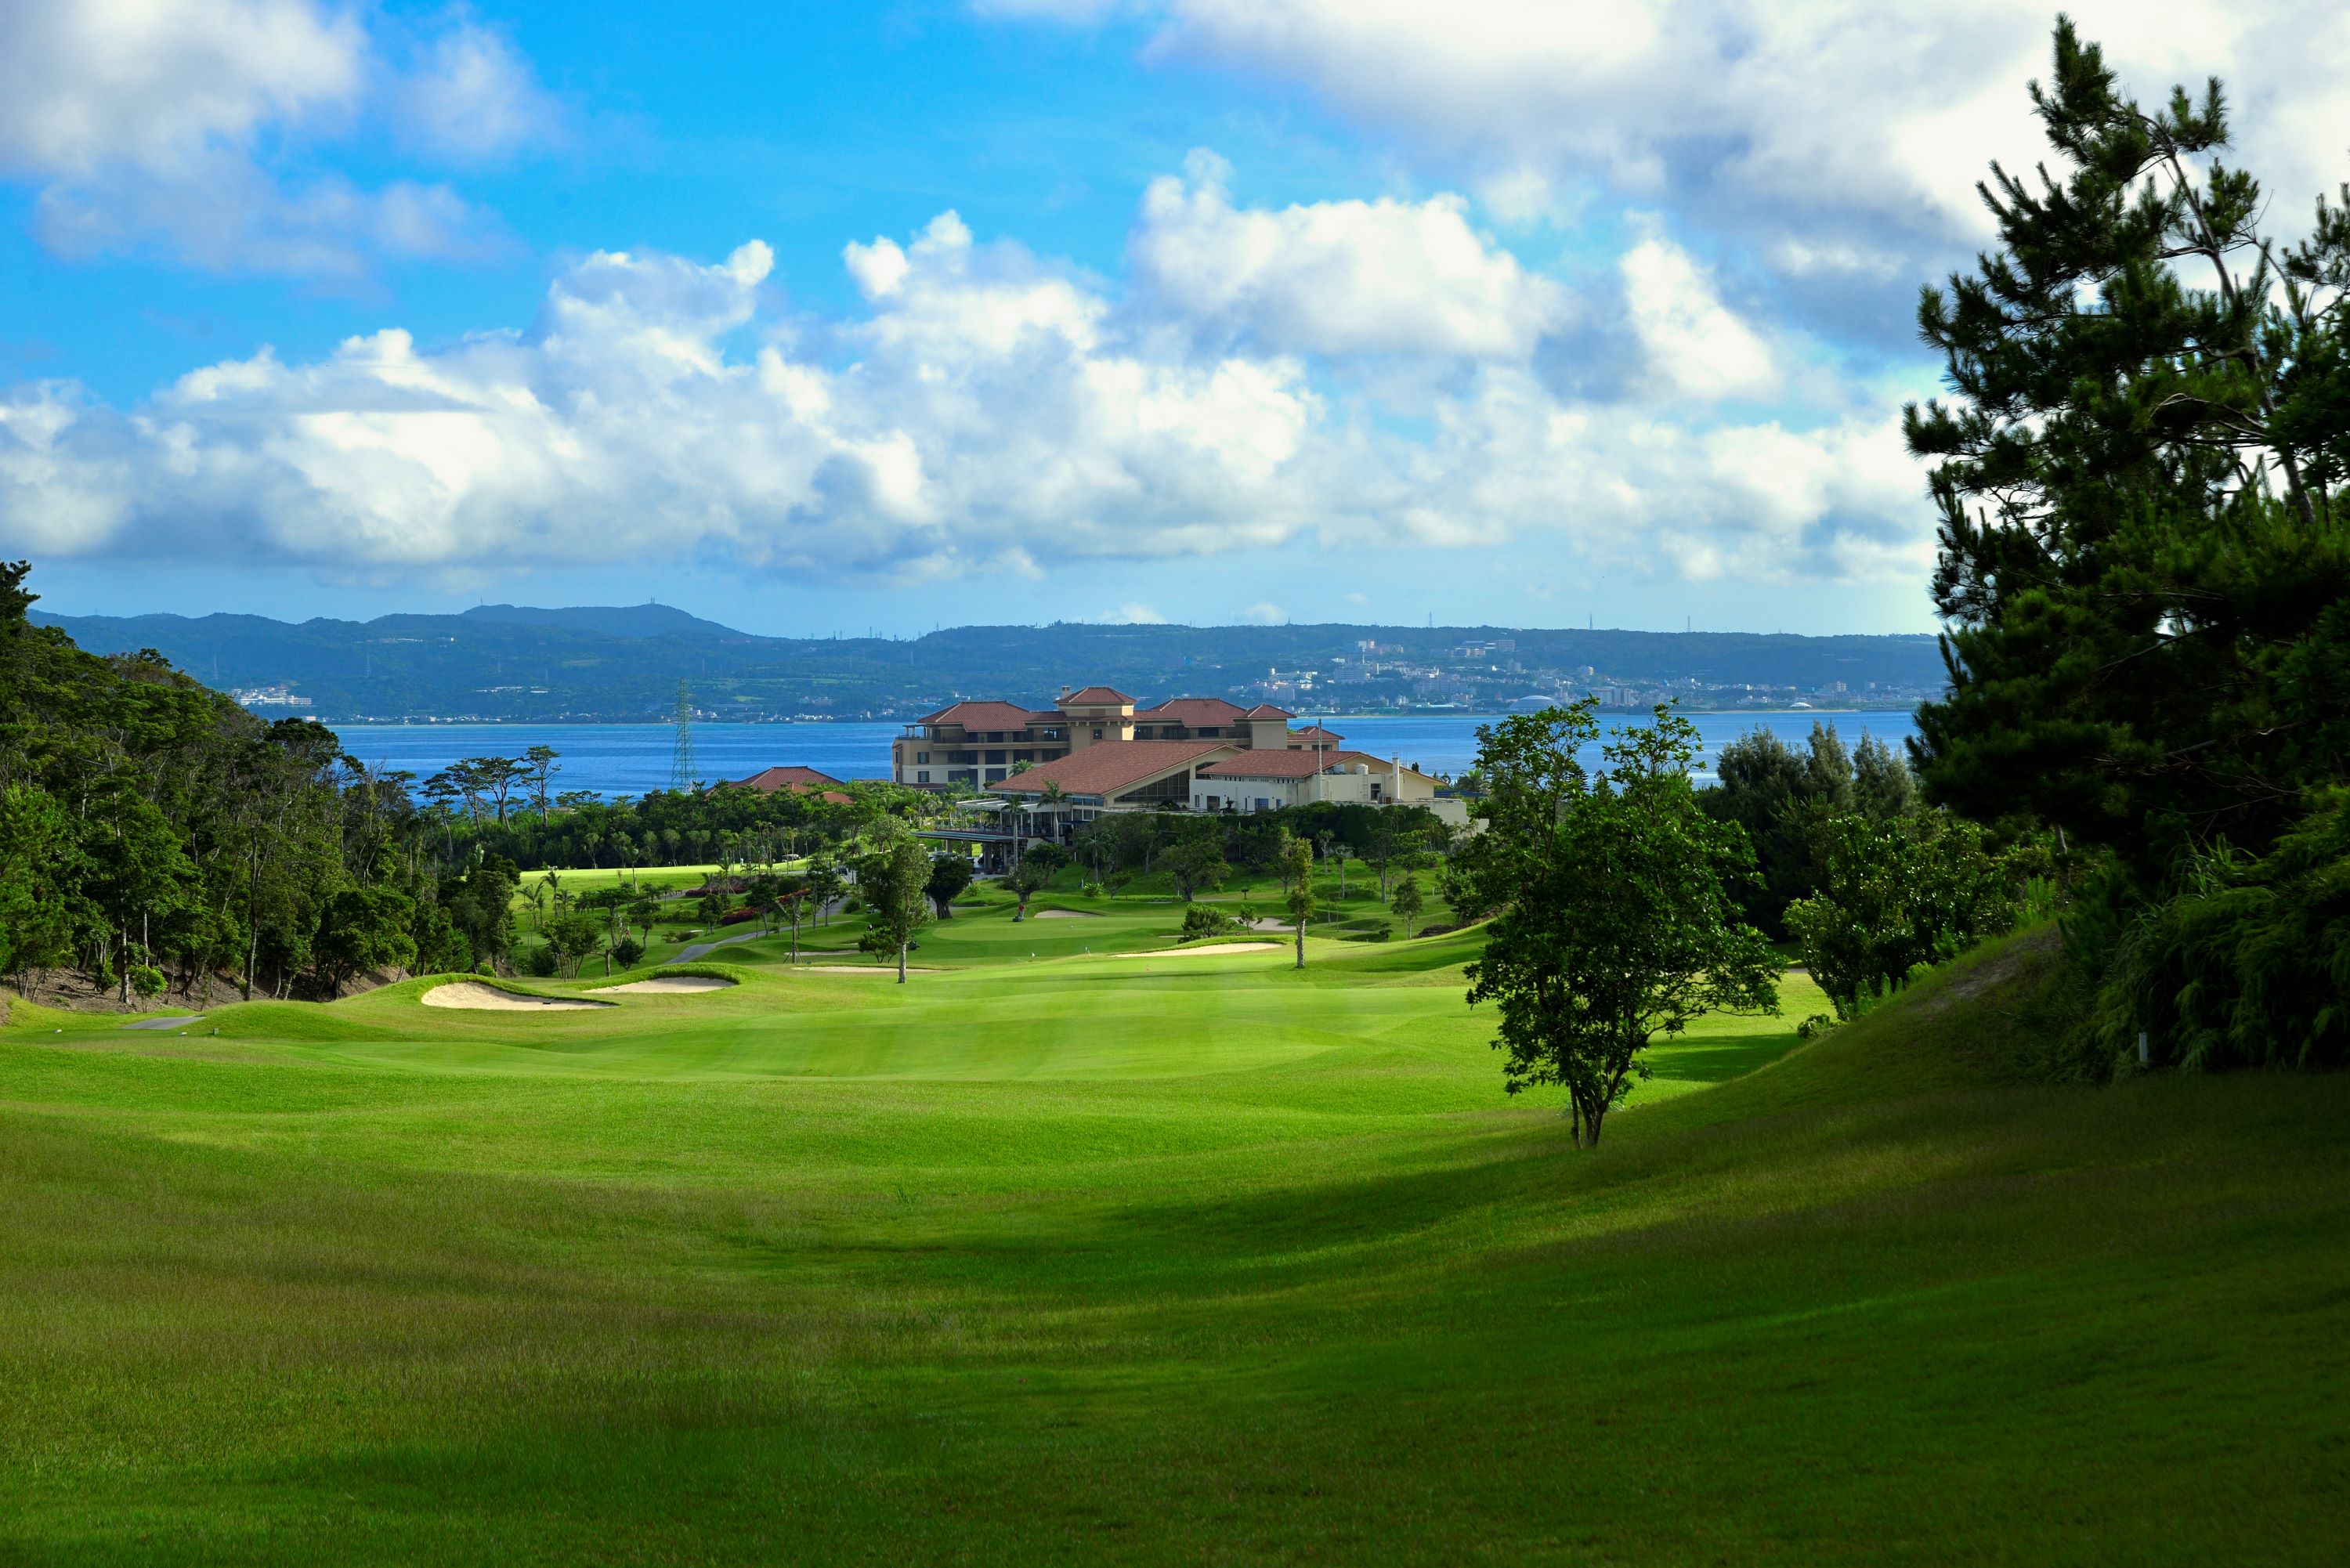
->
[[671, 681, 697, 793]]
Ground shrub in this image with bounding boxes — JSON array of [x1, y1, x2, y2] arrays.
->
[[610, 936, 645, 969], [128, 964, 166, 999], [519, 945, 559, 977], [2085, 791, 2350, 1071], [1180, 905, 1234, 941]]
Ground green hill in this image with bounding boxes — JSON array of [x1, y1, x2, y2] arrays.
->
[[2, 918, 2342, 1563], [27, 603, 1944, 721]]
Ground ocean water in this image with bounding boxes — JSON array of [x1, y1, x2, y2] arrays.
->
[[330, 710, 1922, 799]]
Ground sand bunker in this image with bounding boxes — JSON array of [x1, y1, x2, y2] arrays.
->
[[1030, 909, 1101, 919], [600, 975, 737, 994], [422, 982, 612, 1011]]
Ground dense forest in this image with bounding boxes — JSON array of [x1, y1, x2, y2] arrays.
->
[[0, 562, 937, 1005]]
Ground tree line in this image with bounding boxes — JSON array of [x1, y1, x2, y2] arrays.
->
[[1454, 23, 2350, 1142], [0, 562, 935, 1005]]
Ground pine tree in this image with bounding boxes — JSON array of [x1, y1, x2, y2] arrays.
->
[[1905, 20, 2350, 881]]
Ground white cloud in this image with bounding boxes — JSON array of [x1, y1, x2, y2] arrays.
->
[[1242, 601, 1285, 624], [0, 0, 555, 276], [394, 19, 562, 163], [1619, 233, 1774, 401], [1107, 602, 1167, 623], [1, 190, 1932, 593], [1020, 1, 2350, 273], [1130, 150, 1562, 357]]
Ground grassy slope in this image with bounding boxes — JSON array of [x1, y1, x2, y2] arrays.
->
[[0, 930, 2343, 1563]]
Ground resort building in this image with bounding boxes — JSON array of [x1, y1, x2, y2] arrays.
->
[[729, 764, 853, 804], [891, 683, 1464, 835]]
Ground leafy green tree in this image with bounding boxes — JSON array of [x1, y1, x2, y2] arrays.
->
[[1278, 829, 1314, 970], [1852, 734, 1918, 822], [1009, 841, 1069, 920], [924, 854, 974, 919], [2083, 789, 2350, 1069], [804, 851, 845, 927], [313, 886, 420, 994], [1392, 873, 1424, 938], [855, 820, 933, 983], [1701, 724, 1858, 934], [1785, 812, 2018, 1021], [1446, 704, 1600, 926], [1465, 708, 1779, 1147], [1161, 836, 1230, 903], [0, 784, 82, 981], [1180, 903, 1234, 941], [541, 909, 608, 979]]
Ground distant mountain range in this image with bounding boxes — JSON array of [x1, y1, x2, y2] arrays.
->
[[33, 602, 1947, 722]]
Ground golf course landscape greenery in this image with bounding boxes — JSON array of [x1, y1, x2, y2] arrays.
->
[[5, 20, 2350, 1563], [6, 883, 2346, 1562]]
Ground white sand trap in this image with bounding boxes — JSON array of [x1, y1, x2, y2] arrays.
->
[[601, 975, 737, 994], [422, 981, 613, 1011], [798, 964, 943, 974], [1031, 909, 1102, 919]]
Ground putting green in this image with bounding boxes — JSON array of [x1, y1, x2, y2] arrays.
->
[[2, 927, 2344, 1563]]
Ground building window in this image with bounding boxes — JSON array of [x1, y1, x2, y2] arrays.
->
[[985, 768, 1007, 782], [1013, 750, 1032, 762], [1091, 728, 1104, 739], [917, 770, 931, 784], [916, 751, 931, 764], [985, 750, 1007, 765], [1203, 795, 1220, 811], [1198, 727, 1220, 736], [986, 732, 1005, 742], [953, 750, 977, 764]]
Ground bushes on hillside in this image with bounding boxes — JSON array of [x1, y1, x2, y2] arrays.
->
[[1788, 812, 2019, 1020], [2082, 793, 2350, 1071]]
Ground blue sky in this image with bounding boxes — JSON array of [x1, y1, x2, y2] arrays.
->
[[3, 2, 2342, 636]]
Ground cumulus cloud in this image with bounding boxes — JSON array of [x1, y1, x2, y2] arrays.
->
[[1618, 233, 1774, 401], [1020, 1, 2350, 280], [1, 182, 1930, 592], [1130, 150, 1563, 357], [0, 0, 555, 275]]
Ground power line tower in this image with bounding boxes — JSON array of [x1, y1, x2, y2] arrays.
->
[[670, 681, 696, 793]]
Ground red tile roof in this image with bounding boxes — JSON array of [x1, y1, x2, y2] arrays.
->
[[1059, 685, 1136, 707], [1136, 696, 1248, 725], [1286, 725, 1347, 746], [1241, 703, 1293, 720], [1198, 750, 1340, 779], [917, 700, 1058, 730], [729, 765, 852, 804], [988, 739, 1233, 798]]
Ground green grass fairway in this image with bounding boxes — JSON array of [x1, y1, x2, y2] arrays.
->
[[2, 930, 2345, 1563]]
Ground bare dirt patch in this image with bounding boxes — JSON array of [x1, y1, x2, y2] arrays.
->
[[600, 976, 737, 995], [421, 982, 613, 1012]]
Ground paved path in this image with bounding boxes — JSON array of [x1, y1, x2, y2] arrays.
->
[[674, 930, 766, 963], [122, 1015, 205, 1030]]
